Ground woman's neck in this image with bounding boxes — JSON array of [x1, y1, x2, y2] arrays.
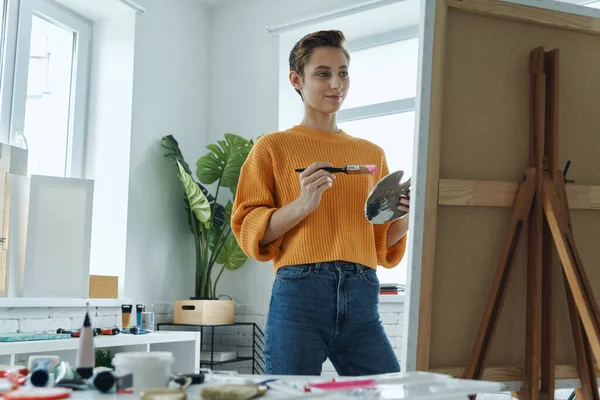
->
[[300, 107, 339, 133]]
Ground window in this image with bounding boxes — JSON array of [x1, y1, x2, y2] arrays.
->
[[339, 111, 414, 285], [341, 38, 419, 110], [338, 112, 415, 184], [3, 0, 90, 178], [336, 34, 418, 286]]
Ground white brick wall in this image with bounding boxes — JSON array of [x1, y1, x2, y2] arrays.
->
[[0, 306, 122, 334]]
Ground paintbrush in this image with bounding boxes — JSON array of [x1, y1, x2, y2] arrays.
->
[[295, 165, 377, 175]]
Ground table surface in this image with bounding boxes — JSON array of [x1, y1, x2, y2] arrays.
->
[[57, 371, 506, 400]]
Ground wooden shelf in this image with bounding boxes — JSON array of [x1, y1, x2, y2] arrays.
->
[[379, 293, 406, 303], [0, 331, 199, 355]]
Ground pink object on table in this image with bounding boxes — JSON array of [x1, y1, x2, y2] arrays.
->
[[308, 378, 376, 390]]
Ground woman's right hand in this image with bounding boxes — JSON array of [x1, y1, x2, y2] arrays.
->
[[258, 161, 336, 247], [295, 161, 336, 213]]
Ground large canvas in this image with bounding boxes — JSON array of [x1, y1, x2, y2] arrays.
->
[[404, 0, 600, 389]]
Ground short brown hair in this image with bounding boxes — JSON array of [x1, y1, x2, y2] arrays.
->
[[289, 30, 350, 99]]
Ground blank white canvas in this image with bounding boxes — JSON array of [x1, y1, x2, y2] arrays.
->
[[22, 175, 94, 298], [6, 174, 31, 297]]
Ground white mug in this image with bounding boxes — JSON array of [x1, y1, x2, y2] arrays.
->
[[112, 352, 174, 394]]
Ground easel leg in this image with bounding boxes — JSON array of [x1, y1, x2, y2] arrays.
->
[[463, 168, 537, 383], [525, 46, 545, 400], [543, 174, 600, 371], [540, 48, 559, 400], [555, 175, 600, 400]]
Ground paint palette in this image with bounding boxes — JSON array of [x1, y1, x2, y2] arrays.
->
[[365, 170, 410, 224]]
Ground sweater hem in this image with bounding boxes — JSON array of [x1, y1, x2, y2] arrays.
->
[[269, 255, 381, 273]]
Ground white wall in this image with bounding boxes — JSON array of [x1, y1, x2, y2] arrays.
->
[[125, 0, 209, 304], [207, 0, 403, 310]]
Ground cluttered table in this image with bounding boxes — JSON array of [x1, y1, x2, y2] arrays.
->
[[19, 370, 505, 400], [0, 306, 506, 400]]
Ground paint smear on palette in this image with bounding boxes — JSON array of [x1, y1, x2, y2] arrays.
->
[[364, 170, 410, 224]]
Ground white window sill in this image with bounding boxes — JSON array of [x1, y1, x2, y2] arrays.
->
[[379, 293, 405, 303], [0, 297, 133, 308]]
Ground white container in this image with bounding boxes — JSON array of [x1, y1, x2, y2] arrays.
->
[[112, 351, 174, 394]]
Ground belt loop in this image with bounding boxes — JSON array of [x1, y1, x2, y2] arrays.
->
[[313, 262, 322, 273], [355, 263, 362, 275]]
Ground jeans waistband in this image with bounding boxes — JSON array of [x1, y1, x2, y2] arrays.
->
[[313, 261, 363, 274]]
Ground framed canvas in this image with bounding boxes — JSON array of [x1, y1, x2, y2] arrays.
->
[[403, 0, 600, 391]]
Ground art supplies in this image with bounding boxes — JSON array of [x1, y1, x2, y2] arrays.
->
[[100, 328, 120, 335], [136, 305, 145, 327], [2, 387, 72, 400], [0, 333, 69, 343], [121, 304, 132, 327], [140, 388, 187, 400], [75, 307, 94, 379], [122, 326, 148, 335], [365, 170, 410, 224], [200, 384, 267, 400], [194, 369, 507, 399], [26, 357, 59, 374], [112, 351, 174, 395], [92, 369, 133, 393], [52, 362, 87, 390], [0, 378, 12, 393], [295, 165, 377, 175], [0, 366, 28, 387], [142, 311, 155, 331]]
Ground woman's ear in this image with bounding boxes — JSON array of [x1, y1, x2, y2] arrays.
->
[[289, 70, 302, 91]]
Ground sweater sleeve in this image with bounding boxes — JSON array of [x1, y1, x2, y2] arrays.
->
[[231, 137, 283, 262], [373, 153, 407, 268]]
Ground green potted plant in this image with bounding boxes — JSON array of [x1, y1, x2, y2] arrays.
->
[[161, 133, 253, 324]]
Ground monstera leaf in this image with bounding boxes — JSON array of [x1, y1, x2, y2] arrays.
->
[[196, 133, 253, 195], [208, 201, 234, 256], [224, 200, 233, 223], [207, 226, 222, 253], [177, 161, 211, 229], [161, 135, 193, 176], [163, 135, 226, 229], [183, 198, 200, 235], [216, 234, 247, 271]]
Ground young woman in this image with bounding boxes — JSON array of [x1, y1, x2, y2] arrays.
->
[[231, 30, 410, 376]]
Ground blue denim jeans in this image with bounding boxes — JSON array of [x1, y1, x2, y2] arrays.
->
[[263, 261, 400, 376]]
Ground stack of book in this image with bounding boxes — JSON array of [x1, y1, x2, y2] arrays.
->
[[380, 283, 405, 295]]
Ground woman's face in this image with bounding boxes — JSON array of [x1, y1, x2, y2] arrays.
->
[[291, 46, 350, 115]]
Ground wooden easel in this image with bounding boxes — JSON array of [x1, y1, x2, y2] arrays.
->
[[462, 46, 600, 400]]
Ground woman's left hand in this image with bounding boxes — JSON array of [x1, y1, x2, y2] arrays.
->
[[397, 190, 410, 214]]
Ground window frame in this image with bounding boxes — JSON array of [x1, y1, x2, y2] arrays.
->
[[0, 0, 19, 145], [5, 0, 91, 178]]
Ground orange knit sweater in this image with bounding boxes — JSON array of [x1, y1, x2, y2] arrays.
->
[[231, 125, 407, 272]]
